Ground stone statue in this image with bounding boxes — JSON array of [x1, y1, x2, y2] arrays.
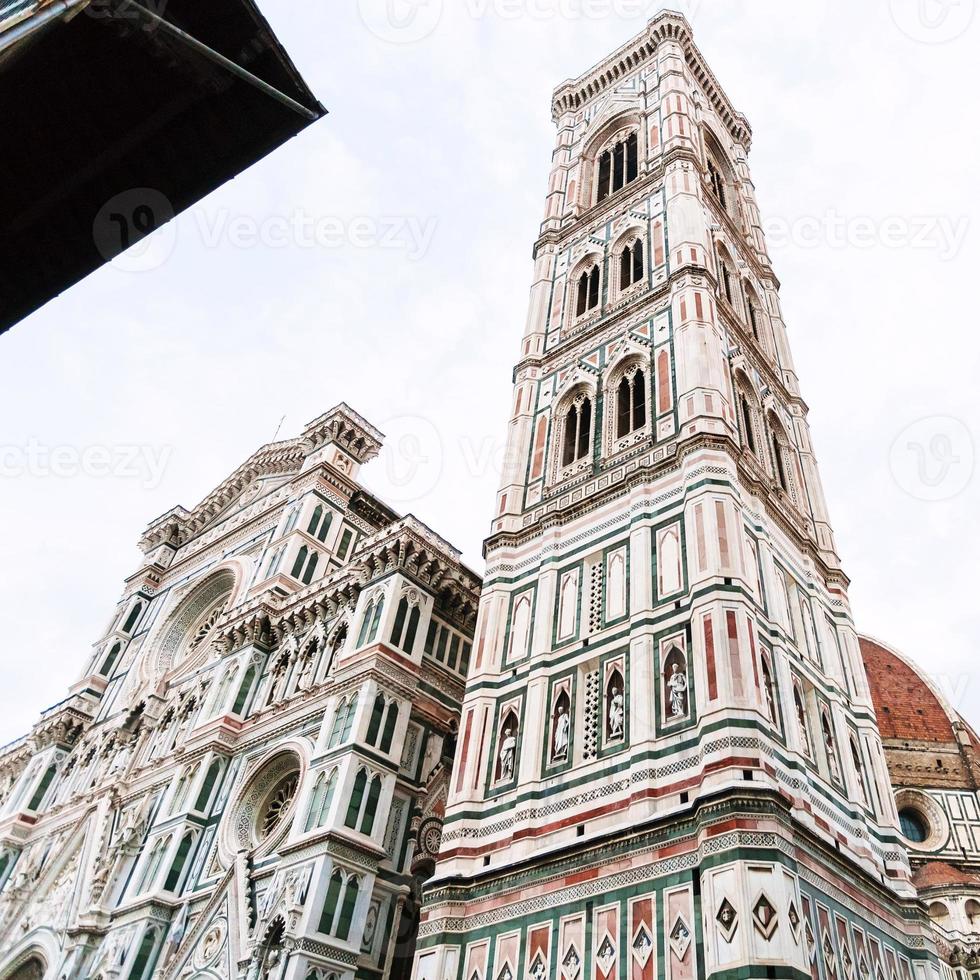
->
[[553, 704, 570, 760], [498, 727, 517, 781], [608, 687, 624, 738], [667, 663, 688, 718]]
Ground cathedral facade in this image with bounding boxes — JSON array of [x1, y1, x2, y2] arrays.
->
[[1, 12, 979, 980], [0, 406, 480, 979]]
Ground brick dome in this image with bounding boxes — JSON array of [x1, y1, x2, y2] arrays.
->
[[859, 637, 958, 744]]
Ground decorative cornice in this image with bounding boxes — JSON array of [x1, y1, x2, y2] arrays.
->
[[550, 11, 752, 150]]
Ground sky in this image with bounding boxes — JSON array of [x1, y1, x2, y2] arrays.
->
[[1, 0, 978, 746]]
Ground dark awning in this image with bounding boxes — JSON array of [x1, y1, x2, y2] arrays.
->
[[0, 0, 325, 334]]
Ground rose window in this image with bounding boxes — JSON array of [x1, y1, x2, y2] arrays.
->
[[258, 774, 298, 840]]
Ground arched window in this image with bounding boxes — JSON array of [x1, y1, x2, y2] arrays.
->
[[707, 157, 727, 210], [761, 654, 779, 728], [231, 663, 258, 716], [99, 642, 122, 677], [26, 763, 58, 811], [127, 927, 161, 980], [335, 874, 359, 940], [794, 685, 812, 758], [136, 836, 170, 894], [193, 758, 223, 812], [318, 869, 345, 935], [739, 394, 757, 455], [357, 596, 385, 647], [328, 698, 354, 748], [616, 369, 647, 439], [360, 775, 383, 836], [306, 769, 338, 832], [850, 737, 868, 807], [561, 397, 593, 467], [290, 545, 309, 580], [390, 597, 421, 652], [821, 710, 842, 783], [308, 504, 324, 535], [379, 703, 399, 753], [768, 415, 795, 497], [163, 832, 193, 893], [575, 265, 600, 317], [308, 504, 333, 542], [121, 601, 143, 634], [619, 238, 644, 290], [746, 292, 762, 343], [596, 131, 638, 203], [345, 770, 367, 829], [301, 551, 319, 586], [366, 694, 386, 746]]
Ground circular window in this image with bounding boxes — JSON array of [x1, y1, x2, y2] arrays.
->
[[258, 774, 299, 841], [899, 807, 929, 843]]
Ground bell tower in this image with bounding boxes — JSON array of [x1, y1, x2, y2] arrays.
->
[[415, 12, 941, 980]]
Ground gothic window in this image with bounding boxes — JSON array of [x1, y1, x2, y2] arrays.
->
[[767, 414, 795, 496], [360, 775, 383, 835], [575, 265, 601, 317], [366, 694, 386, 746], [99, 641, 123, 677], [707, 158, 727, 210], [192, 759, 222, 813], [801, 601, 821, 667], [331, 874, 358, 941], [163, 831, 194, 893], [301, 551, 319, 586], [345, 769, 367, 829], [761, 654, 779, 729], [794, 684, 813, 759], [721, 261, 735, 306], [305, 769, 338, 832], [550, 690, 571, 763], [390, 596, 421, 653], [323, 624, 347, 677], [507, 593, 533, 662], [850, 737, 868, 808], [308, 503, 333, 542], [605, 669, 626, 743], [336, 527, 354, 561], [619, 238, 644, 290], [212, 663, 239, 717], [282, 504, 301, 535], [821, 710, 842, 784], [495, 710, 519, 784], [596, 131, 639, 203], [328, 697, 357, 748], [739, 393, 757, 455], [561, 397, 593, 467], [136, 836, 170, 894], [357, 595, 385, 648], [26, 762, 58, 811], [318, 869, 344, 935], [127, 927, 162, 980], [663, 648, 690, 723], [379, 702, 399, 753], [615, 368, 647, 439], [121, 601, 143, 634], [290, 545, 309, 580], [231, 663, 258, 716]]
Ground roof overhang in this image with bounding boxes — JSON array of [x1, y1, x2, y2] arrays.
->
[[0, 0, 326, 334]]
